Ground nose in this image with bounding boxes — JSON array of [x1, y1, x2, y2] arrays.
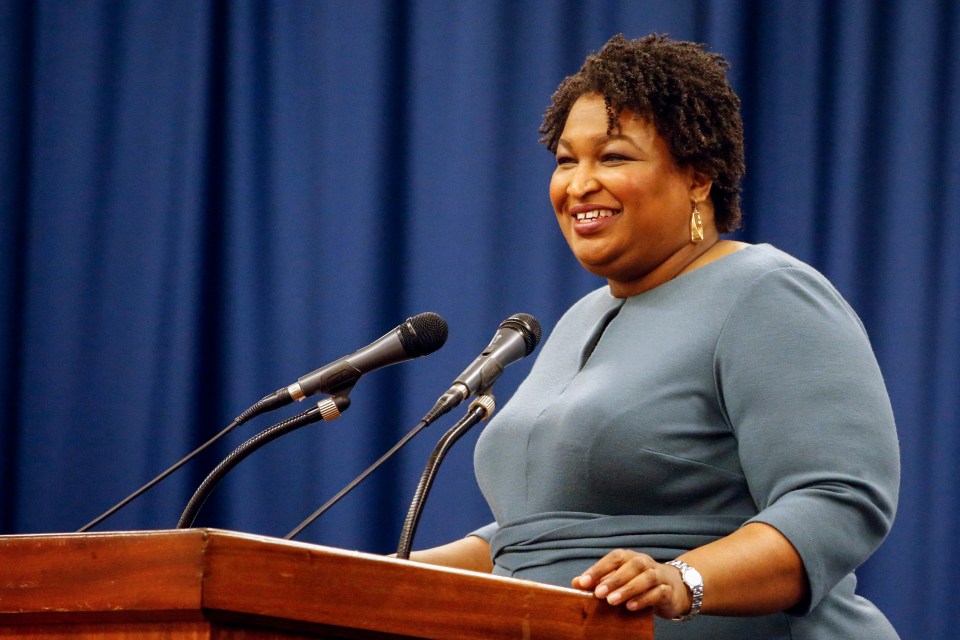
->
[[567, 164, 600, 199]]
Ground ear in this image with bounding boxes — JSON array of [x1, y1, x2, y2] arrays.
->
[[689, 168, 713, 204]]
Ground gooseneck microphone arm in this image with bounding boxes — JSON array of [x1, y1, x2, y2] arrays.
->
[[396, 394, 496, 560], [177, 395, 351, 529]]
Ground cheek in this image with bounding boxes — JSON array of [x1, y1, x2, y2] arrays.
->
[[619, 174, 678, 222], [617, 173, 652, 202], [549, 173, 567, 214]]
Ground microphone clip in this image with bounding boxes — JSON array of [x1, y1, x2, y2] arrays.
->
[[315, 394, 352, 421]]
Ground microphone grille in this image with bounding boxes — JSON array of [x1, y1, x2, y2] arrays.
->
[[400, 312, 449, 357], [501, 313, 542, 355]]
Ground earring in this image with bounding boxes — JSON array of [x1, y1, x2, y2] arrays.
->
[[690, 201, 704, 244]]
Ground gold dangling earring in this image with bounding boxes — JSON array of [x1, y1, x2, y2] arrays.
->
[[690, 201, 704, 243]]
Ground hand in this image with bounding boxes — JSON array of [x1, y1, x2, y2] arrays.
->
[[571, 549, 692, 619]]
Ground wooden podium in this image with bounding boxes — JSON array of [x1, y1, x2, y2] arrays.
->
[[0, 528, 652, 639]]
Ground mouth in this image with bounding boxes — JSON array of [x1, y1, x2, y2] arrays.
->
[[573, 208, 619, 222]]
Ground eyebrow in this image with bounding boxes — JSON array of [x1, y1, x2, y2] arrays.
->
[[556, 132, 640, 150]]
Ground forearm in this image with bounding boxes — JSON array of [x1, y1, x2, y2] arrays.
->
[[679, 521, 808, 616], [573, 521, 808, 619], [406, 535, 493, 573]]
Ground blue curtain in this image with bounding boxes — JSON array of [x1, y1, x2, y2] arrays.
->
[[1, 1, 957, 636]]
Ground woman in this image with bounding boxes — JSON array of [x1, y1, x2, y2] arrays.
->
[[413, 34, 899, 639]]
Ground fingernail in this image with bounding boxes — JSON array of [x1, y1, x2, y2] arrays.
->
[[607, 592, 622, 605], [577, 574, 593, 587], [627, 600, 639, 611], [595, 584, 608, 598]]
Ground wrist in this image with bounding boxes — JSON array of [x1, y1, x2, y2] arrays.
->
[[666, 559, 703, 621]]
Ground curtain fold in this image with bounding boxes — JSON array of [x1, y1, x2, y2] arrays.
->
[[1, 1, 956, 636]]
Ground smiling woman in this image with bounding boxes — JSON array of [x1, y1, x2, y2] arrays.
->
[[409, 34, 900, 640]]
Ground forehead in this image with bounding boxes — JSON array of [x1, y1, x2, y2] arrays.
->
[[561, 93, 657, 145]]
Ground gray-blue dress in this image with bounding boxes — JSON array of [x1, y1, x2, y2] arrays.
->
[[472, 244, 900, 639]]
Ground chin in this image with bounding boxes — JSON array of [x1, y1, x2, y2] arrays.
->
[[573, 257, 615, 280]]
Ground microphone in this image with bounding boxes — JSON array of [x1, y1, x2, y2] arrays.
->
[[285, 311, 449, 402], [422, 313, 541, 424], [283, 314, 540, 541]]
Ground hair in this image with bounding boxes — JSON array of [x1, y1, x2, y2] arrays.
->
[[540, 34, 745, 233]]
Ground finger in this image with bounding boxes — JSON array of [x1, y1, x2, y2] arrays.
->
[[573, 549, 650, 590], [574, 549, 630, 586], [604, 570, 660, 604], [623, 582, 674, 613], [595, 555, 660, 601], [618, 566, 688, 618]]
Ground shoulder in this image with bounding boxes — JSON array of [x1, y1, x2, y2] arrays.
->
[[716, 243, 830, 286], [713, 246, 881, 395], [719, 244, 865, 333]]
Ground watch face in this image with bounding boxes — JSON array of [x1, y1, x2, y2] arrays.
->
[[685, 567, 704, 589]]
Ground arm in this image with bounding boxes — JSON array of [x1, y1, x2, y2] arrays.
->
[[572, 522, 807, 618], [407, 535, 493, 573]]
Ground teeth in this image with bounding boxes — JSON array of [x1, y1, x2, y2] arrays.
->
[[575, 209, 617, 221]]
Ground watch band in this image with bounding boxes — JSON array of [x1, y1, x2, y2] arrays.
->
[[666, 559, 704, 621]]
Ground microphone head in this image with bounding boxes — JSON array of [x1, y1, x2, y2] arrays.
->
[[499, 313, 542, 355], [399, 312, 449, 357]]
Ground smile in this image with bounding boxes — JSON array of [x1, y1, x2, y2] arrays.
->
[[574, 209, 619, 221]]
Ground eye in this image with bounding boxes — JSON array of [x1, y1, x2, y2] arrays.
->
[[601, 153, 630, 163], [555, 155, 576, 167]]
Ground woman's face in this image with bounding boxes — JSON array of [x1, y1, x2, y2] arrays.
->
[[549, 93, 705, 296]]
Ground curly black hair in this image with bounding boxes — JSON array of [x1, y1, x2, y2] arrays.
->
[[540, 34, 745, 233]]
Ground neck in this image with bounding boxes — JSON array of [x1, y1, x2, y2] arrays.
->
[[607, 234, 724, 298]]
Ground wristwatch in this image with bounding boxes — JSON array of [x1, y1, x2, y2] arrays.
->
[[666, 559, 703, 621]]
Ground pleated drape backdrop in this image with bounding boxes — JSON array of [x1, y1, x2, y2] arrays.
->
[[1, 1, 957, 636]]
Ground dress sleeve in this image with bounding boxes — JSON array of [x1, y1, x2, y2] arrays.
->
[[469, 521, 499, 543], [714, 266, 899, 614]]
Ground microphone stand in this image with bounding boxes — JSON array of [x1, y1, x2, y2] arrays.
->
[[283, 384, 490, 541], [395, 393, 495, 560], [78, 388, 296, 532], [177, 395, 350, 529], [284, 417, 430, 540]]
